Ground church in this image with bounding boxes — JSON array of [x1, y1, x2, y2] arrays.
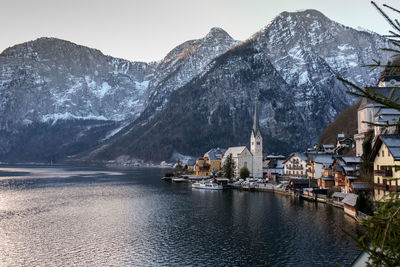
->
[[354, 61, 400, 156], [222, 97, 264, 178]]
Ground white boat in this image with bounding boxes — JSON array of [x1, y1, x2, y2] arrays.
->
[[192, 182, 223, 190], [172, 177, 186, 182]]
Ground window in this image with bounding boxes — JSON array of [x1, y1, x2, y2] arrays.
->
[[256, 142, 260, 145], [382, 150, 385, 157], [244, 162, 247, 168], [378, 151, 380, 157]]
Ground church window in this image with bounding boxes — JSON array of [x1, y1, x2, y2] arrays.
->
[[257, 142, 260, 145], [244, 162, 247, 168], [252, 142, 254, 145]]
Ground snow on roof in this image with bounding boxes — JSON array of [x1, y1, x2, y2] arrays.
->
[[205, 148, 226, 160], [332, 192, 347, 199], [322, 144, 335, 148], [343, 166, 359, 171], [224, 146, 248, 158], [342, 193, 358, 207], [283, 152, 307, 164], [352, 183, 369, 189], [359, 87, 400, 111], [311, 154, 334, 165], [342, 157, 361, 164], [374, 107, 400, 117], [381, 135, 400, 160]]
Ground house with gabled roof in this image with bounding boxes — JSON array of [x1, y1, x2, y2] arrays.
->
[[283, 153, 308, 178], [195, 148, 226, 176], [370, 134, 400, 201], [332, 156, 361, 193], [307, 154, 335, 179]]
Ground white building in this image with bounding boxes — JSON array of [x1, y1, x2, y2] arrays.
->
[[222, 97, 264, 179], [283, 153, 308, 178], [250, 97, 263, 178], [222, 146, 253, 178]]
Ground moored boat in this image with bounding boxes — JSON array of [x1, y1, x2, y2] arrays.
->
[[192, 182, 223, 190], [172, 177, 187, 182]]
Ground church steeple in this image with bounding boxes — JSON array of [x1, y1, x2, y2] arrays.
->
[[250, 95, 263, 178], [252, 96, 261, 136]]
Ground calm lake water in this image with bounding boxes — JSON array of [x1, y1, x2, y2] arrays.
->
[[0, 166, 362, 266]]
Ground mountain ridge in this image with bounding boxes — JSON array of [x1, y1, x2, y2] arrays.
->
[[0, 9, 392, 163]]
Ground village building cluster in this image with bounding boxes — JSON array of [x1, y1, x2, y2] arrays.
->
[[167, 65, 400, 212]]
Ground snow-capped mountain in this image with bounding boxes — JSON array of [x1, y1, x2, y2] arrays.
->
[[84, 9, 392, 162], [0, 9, 393, 163], [140, 27, 239, 121], [0, 30, 238, 162]]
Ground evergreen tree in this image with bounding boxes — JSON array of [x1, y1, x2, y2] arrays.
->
[[240, 166, 250, 179], [223, 153, 236, 179]]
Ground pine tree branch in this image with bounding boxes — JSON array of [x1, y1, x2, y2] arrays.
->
[[383, 4, 400, 15], [372, 1, 400, 32]]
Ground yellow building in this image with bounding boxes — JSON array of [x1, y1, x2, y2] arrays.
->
[[195, 148, 226, 176], [370, 134, 400, 201]]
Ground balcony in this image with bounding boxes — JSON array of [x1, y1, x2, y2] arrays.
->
[[373, 183, 400, 192], [374, 169, 393, 177], [286, 165, 304, 170]]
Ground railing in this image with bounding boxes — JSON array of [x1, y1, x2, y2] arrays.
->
[[374, 169, 393, 177], [373, 183, 400, 192], [286, 166, 304, 170]]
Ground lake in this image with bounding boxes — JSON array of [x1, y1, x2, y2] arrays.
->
[[0, 166, 362, 266]]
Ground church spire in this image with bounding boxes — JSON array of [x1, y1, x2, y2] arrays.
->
[[252, 96, 260, 135]]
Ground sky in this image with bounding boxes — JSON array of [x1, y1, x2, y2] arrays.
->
[[0, 0, 396, 62]]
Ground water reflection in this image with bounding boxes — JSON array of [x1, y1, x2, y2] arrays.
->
[[0, 166, 360, 266]]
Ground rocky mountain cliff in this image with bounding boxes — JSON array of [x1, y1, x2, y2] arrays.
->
[[84, 9, 392, 162], [0, 9, 393, 163], [0, 30, 238, 162]]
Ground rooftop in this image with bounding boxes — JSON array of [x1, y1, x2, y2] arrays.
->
[[332, 192, 347, 199], [342, 193, 358, 207]]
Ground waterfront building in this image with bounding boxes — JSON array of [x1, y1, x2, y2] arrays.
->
[[263, 155, 285, 181], [317, 167, 335, 189], [307, 154, 335, 179], [195, 148, 226, 176], [283, 153, 307, 178], [332, 156, 361, 193], [370, 134, 400, 201], [342, 193, 358, 218]]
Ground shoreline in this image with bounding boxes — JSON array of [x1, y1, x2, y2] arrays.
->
[[232, 184, 368, 222]]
